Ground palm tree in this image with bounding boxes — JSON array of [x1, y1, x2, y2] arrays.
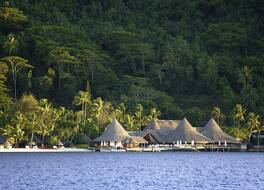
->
[[28, 112, 39, 142], [232, 104, 247, 128], [13, 112, 26, 147], [114, 103, 126, 122], [73, 90, 91, 123], [123, 114, 135, 130], [134, 104, 145, 130], [246, 112, 260, 142], [147, 107, 161, 121], [211, 106, 225, 125], [0, 56, 32, 100], [238, 66, 252, 88], [91, 97, 104, 130], [3, 33, 17, 56], [38, 99, 52, 147]]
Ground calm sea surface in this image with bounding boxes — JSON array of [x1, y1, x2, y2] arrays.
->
[[0, 152, 263, 190]]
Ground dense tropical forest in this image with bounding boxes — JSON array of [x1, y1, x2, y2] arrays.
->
[[0, 0, 263, 146]]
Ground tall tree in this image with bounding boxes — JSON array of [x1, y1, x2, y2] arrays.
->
[[246, 112, 260, 142], [90, 97, 104, 130], [3, 33, 17, 55], [0, 56, 32, 100], [232, 104, 247, 128], [48, 48, 78, 89], [211, 106, 225, 125], [73, 90, 91, 124], [0, 63, 11, 109]]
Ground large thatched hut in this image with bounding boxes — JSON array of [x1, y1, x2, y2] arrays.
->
[[144, 119, 181, 143], [94, 118, 130, 148], [164, 118, 212, 144], [197, 118, 240, 144]]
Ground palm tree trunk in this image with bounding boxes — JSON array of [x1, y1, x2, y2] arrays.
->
[[11, 63, 17, 100], [257, 130, 260, 147], [42, 134, 45, 147], [31, 128, 34, 142], [248, 127, 253, 142]]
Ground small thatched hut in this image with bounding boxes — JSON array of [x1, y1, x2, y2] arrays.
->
[[29, 141, 37, 148], [165, 118, 212, 144], [56, 140, 64, 148], [94, 118, 130, 148], [197, 118, 240, 144]]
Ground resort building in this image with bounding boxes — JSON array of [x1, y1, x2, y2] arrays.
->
[[127, 131, 154, 144], [144, 119, 181, 143], [164, 118, 212, 144], [144, 118, 211, 144], [143, 118, 240, 146], [94, 118, 130, 148], [94, 117, 241, 151], [94, 119, 148, 149], [196, 118, 240, 145]]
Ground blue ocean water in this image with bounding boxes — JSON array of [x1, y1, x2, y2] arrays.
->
[[0, 152, 263, 190]]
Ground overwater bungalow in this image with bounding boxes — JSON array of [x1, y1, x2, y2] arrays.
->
[[196, 118, 240, 145], [94, 118, 130, 148]]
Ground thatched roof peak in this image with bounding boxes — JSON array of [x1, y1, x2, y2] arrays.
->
[[56, 140, 64, 146], [144, 119, 160, 131], [144, 119, 180, 131], [94, 119, 129, 142], [198, 118, 240, 143], [165, 118, 211, 143]]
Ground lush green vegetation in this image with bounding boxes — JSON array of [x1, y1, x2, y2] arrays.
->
[[0, 0, 264, 145]]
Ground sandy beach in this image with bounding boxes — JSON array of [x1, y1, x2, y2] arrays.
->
[[0, 148, 94, 153]]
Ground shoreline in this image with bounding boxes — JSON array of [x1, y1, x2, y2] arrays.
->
[[0, 148, 263, 153], [0, 148, 94, 153]]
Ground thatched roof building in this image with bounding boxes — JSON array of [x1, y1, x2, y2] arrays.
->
[[144, 119, 180, 131], [144, 119, 181, 143], [124, 136, 148, 144], [197, 118, 240, 143], [127, 131, 148, 138], [94, 118, 129, 142], [56, 140, 64, 146], [165, 118, 212, 143]]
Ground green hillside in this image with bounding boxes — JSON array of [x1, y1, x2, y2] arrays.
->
[[0, 0, 263, 144]]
